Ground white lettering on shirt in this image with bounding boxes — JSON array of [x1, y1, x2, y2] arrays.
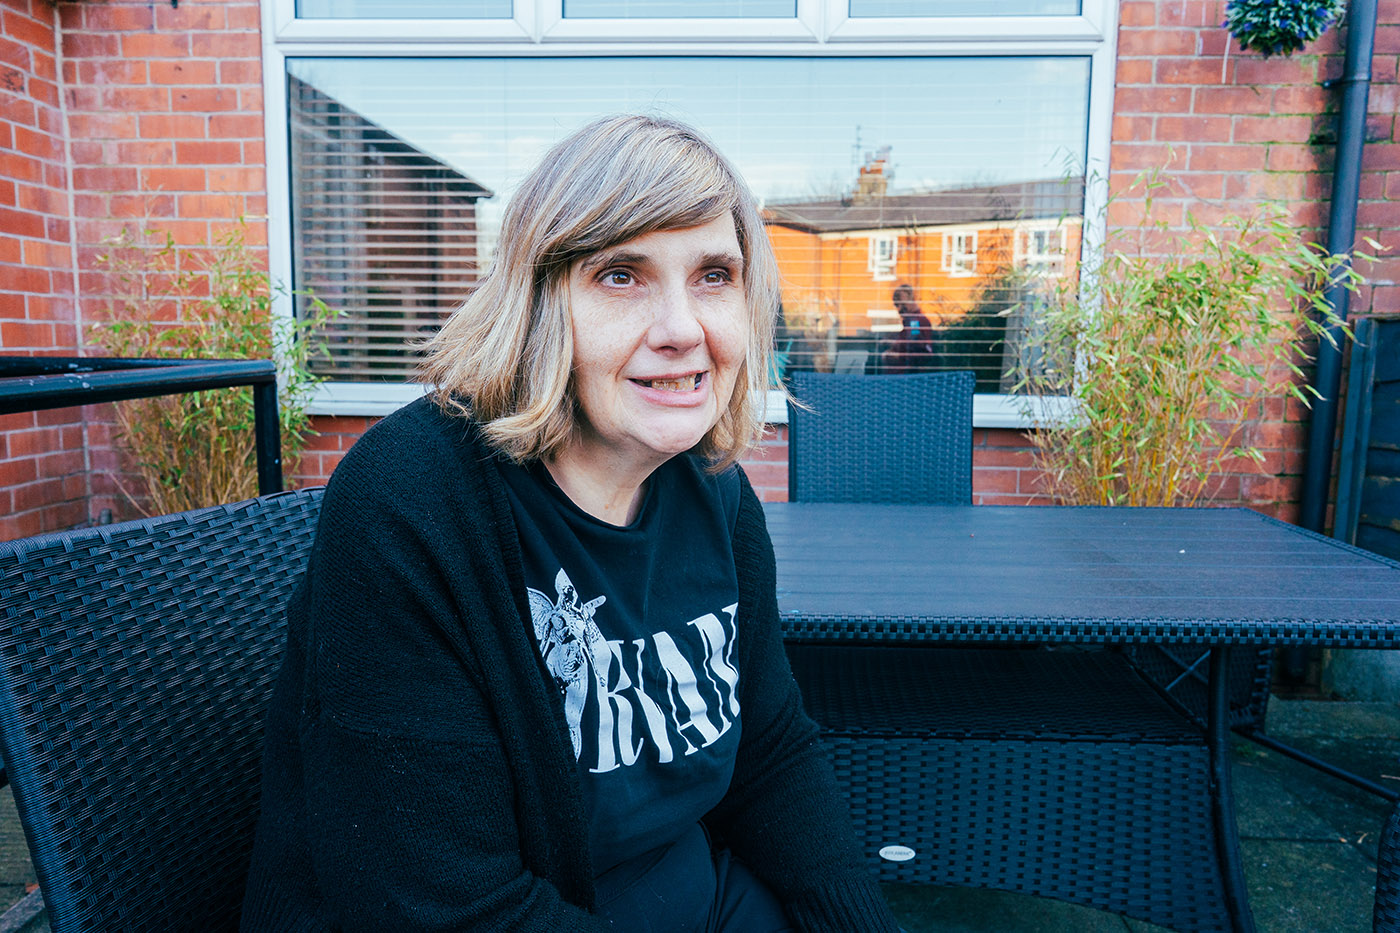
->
[[527, 569, 740, 772]]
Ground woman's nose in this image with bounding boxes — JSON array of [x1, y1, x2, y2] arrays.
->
[[648, 283, 705, 350]]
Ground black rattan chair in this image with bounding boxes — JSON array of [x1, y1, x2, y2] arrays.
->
[[0, 488, 322, 933], [787, 370, 973, 504]]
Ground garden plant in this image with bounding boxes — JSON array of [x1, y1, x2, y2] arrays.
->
[[1013, 171, 1370, 508], [89, 222, 337, 515]]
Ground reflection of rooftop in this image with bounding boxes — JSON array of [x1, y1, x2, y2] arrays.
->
[[289, 75, 494, 381], [763, 178, 1084, 234], [289, 75, 493, 200]]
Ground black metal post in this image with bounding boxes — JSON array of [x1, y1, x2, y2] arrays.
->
[[1300, 0, 1379, 534], [1209, 646, 1257, 933], [253, 380, 284, 495]]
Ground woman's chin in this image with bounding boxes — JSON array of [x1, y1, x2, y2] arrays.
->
[[629, 415, 718, 460], [639, 432, 709, 462]]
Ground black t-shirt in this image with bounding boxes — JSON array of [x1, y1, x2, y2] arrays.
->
[[500, 454, 743, 883]]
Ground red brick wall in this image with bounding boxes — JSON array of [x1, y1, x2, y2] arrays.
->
[[300, 417, 1049, 506], [2, 0, 269, 538], [1109, 0, 1399, 522], [297, 415, 378, 489], [60, 0, 267, 525], [729, 425, 1046, 505], [0, 0, 86, 540], [3, 0, 1398, 533]]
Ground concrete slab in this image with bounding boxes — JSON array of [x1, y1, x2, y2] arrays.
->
[[1322, 650, 1400, 701], [883, 883, 1140, 932], [0, 792, 32, 901], [0, 790, 40, 933], [1232, 742, 1349, 841], [1264, 698, 1400, 740], [1239, 839, 1377, 933], [0, 890, 44, 933]]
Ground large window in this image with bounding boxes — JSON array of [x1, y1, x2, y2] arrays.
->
[[264, 0, 1116, 422]]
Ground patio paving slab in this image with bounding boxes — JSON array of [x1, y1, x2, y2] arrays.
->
[[885, 883, 1147, 932], [1235, 838, 1377, 933], [0, 789, 32, 921]]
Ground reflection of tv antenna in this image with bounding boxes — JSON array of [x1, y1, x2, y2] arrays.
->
[[850, 125, 863, 170]]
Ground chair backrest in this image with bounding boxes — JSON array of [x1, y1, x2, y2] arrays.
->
[[787, 370, 974, 504], [0, 488, 323, 933]]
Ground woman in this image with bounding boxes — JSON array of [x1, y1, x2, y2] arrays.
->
[[241, 114, 900, 933]]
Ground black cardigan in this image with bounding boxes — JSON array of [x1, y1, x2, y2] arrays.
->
[[241, 397, 898, 933]]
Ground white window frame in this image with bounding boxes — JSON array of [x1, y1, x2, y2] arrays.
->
[[262, 0, 1118, 428], [941, 230, 978, 278], [1016, 220, 1069, 277], [868, 233, 898, 281]]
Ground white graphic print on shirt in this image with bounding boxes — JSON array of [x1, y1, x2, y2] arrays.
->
[[528, 568, 608, 757], [527, 567, 741, 773]]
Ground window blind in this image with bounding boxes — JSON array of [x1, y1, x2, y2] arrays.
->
[[289, 76, 491, 381]]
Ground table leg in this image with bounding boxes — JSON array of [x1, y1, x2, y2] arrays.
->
[[1209, 645, 1256, 933]]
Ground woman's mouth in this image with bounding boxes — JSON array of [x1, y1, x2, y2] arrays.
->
[[637, 374, 703, 392]]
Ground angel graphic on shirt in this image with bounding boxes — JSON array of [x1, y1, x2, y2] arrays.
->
[[527, 567, 607, 758]]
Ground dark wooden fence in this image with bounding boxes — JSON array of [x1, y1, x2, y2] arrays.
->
[[1336, 316, 1400, 558]]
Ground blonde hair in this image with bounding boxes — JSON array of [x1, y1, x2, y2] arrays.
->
[[418, 114, 779, 471]]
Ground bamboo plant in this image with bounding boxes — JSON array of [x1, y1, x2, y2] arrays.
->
[[89, 222, 338, 515], [1012, 173, 1369, 508]]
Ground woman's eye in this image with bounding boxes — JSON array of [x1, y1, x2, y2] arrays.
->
[[603, 270, 632, 286], [702, 270, 732, 285]]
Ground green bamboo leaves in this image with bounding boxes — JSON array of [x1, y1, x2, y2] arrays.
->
[[89, 222, 339, 516], [1013, 172, 1369, 508]]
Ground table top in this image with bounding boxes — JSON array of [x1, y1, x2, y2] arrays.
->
[[762, 503, 1400, 648]]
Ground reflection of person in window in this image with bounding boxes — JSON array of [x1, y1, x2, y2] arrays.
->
[[241, 114, 900, 933], [880, 283, 937, 374]]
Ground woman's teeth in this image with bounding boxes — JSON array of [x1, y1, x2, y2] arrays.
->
[[646, 374, 702, 391]]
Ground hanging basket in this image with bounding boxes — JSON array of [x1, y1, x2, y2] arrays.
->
[[1224, 0, 1347, 58]]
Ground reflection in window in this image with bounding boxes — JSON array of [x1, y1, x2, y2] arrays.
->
[[287, 56, 1088, 389], [289, 77, 492, 381], [850, 0, 1079, 14], [565, 0, 795, 16], [868, 234, 898, 281], [297, 0, 512, 16], [942, 231, 978, 277], [1017, 224, 1068, 276]]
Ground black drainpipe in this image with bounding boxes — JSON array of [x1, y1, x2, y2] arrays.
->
[[1299, 0, 1379, 535]]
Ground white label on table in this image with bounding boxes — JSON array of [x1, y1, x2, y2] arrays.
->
[[878, 844, 916, 862]]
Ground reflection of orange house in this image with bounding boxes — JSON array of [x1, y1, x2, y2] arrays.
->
[[763, 168, 1084, 337], [289, 76, 493, 380]]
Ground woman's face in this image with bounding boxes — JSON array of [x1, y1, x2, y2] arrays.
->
[[564, 214, 749, 477]]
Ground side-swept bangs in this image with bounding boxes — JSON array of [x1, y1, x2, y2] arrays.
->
[[418, 113, 779, 471]]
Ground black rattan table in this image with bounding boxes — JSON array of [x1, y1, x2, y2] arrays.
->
[[764, 502, 1400, 933]]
